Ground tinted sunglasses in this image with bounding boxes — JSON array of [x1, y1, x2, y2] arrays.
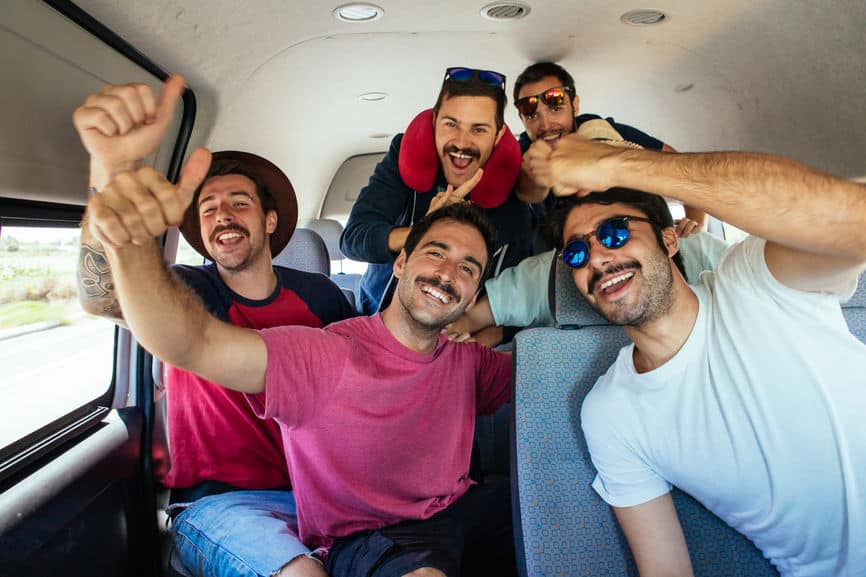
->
[[444, 67, 506, 91], [561, 215, 657, 269], [515, 85, 575, 117]]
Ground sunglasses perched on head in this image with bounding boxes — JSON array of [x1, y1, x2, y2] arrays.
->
[[444, 67, 507, 91], [514, 85, 575, 117], [561, 215, 657, 269]]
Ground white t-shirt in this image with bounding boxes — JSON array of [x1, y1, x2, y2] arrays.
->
[[581, 236, 866, 577]]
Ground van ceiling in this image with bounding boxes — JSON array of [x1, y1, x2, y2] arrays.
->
[[71, 0, 866, 220]]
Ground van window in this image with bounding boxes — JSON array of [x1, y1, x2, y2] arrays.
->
[[0, 225, 114, 451]]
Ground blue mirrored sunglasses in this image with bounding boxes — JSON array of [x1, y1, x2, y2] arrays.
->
[[444, 67, 506, 91], [561, 215, 657, 269]]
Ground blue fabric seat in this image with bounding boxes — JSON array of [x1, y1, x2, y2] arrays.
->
[[510, 256, 781, 576]]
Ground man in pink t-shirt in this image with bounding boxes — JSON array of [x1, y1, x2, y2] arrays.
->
[[85, 143, 517, 577]]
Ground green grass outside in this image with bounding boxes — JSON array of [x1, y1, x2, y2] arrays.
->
[[0, 300, 78, 329]]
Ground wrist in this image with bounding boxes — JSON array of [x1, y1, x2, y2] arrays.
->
[[89, 158, 138, 190]]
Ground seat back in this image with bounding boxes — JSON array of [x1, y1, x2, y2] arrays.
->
[[272, 228, 330, 276], [298, 218, 345, 261], [511, 257, 778, 577]]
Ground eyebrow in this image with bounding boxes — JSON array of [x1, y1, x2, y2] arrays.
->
[[199, 190, 255, 207], [441, 115, 493, 130], [421, 240, 484, 275]]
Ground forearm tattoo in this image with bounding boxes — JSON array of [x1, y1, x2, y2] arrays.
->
[[78, 242, 122, 317]]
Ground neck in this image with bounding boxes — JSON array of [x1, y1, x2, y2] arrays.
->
[[625, 277, 699, 373], [216, 255, 276, 300], [380, 303, 442, 354]]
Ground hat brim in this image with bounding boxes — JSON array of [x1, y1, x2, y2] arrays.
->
[[179, 150, 298, 261]]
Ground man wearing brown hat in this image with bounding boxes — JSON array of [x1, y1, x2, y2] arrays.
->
[[75, 76, 353, 577]]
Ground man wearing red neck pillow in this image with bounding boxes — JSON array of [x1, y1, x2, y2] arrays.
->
[[341, 67, 535, 316]]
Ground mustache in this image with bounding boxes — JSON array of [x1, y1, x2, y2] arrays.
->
[[589, 260, 641, 295], [209, 223, 250, 243], [416, 276, 459, 301], [443, 144, 480, 159]]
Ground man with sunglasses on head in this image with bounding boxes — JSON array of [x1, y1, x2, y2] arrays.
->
[[341, 67, 535, 316], [540, 134, 866, 577], [512, 62, 705, 231]]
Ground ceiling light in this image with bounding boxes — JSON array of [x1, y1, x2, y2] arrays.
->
[[333, 3, 384, 23], [480, 2, 531, 21], [359, 92, 388, 102], [620, 9, 668, 26]]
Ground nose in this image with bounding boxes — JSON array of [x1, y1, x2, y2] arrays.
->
[[453, 128, 471, 150], [214, 202, 233, 223], [538, 106, 555, 130], [435, 258, 456, 282], [586, 235, 615, 269]]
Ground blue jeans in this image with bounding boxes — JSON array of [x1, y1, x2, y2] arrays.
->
[[171, 490, 313, 577]]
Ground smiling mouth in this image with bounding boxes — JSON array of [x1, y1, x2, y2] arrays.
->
[[598, 271, 634, 294], [211, 226, 249, 246], [446, 148, 478, 171], [417, 277, 459, 305]]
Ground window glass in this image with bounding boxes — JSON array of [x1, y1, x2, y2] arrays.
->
[[175, 232, 206, 266], [0, 225, 114, 451]]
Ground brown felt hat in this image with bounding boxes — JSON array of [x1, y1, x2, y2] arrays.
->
[[179, 150, 298, 261]]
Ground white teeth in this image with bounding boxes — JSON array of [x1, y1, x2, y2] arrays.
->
[[421, 285, 450, 303], [218, 232, 243, 242], [449, 151, 472, 159], [600, 272, 634, 290]]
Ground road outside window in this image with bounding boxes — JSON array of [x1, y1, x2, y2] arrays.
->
[[0, 225, 114, 451]]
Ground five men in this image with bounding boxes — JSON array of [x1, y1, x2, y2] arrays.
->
[[75, 76, 353, 577], [74, 60, 866, 577]]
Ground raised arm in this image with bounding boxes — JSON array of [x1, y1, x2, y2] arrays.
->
[[87, 149, 267, 394], [546, 136, 866, 293], [75, 76, 186, 321], [614, 494, 694, 577]]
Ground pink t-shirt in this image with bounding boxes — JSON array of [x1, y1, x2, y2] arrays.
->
[[251, 314, 511, 549], [161, 265, 353, 490]]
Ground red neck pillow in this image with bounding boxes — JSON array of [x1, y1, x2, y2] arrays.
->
[[397, 108, 521, 209]]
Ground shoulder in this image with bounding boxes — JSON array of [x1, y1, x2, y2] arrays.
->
[[274, 266, 354, 320], [170, 263, 230, 311]]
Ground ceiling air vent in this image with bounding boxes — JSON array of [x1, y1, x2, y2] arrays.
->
[[481, 2, 531, 21], [620, 9, 668, 26]]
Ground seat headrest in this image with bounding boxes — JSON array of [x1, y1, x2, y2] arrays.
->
[[298, 218, 345, 260], [397, 108, 521, 209], [549, 254, 610, 329]]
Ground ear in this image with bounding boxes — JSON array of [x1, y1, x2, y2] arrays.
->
[[464, 291, 479, 313], [494, 124, 506, 146], [662, 226, 679, 257], [571, 92, 580, 115], [265, 210, 278, 235], [393, 249, 407, 279]]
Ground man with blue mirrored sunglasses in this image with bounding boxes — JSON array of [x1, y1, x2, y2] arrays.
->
[[541, 134, 866, 577]]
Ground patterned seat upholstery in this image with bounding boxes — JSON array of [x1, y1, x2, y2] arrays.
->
[[842, 277, 866, 341], [272, 228, 330, 276], [511, 256, 779, 576]]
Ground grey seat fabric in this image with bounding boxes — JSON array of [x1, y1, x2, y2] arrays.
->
[[272, 228, 330, 276], [298, 218, 345, 261], [842, 277, 866, 342], [511, 256, 779, 577]]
